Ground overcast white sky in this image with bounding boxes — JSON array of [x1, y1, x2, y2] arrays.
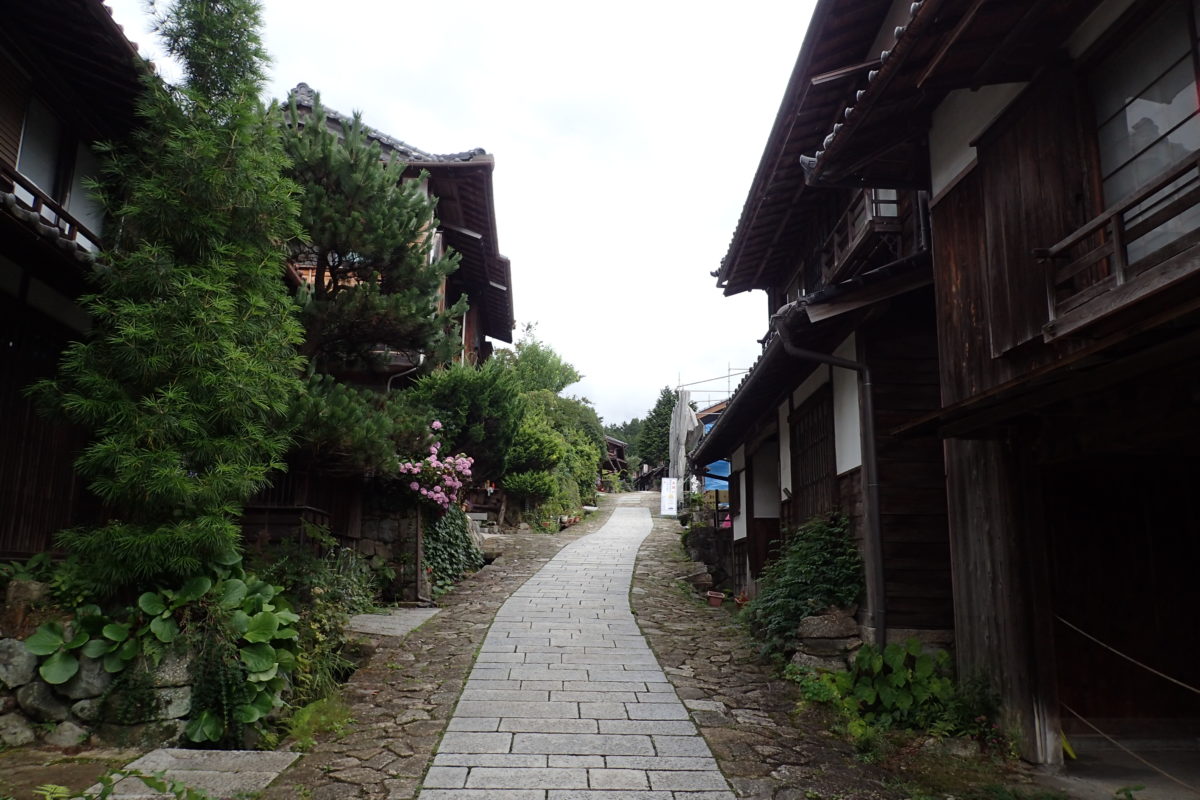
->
[[103, 0, 816, 426]]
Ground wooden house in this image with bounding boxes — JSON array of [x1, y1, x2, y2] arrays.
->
[[690, 0, 954, 651], [602, 436, 628, 477], [287, 83, 514, 373], [0, 0, 142, 558], [796, 0, 1200, 766], [244, 87, 515, 599]]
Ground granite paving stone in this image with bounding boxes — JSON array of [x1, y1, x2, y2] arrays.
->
[[417, 502, 731, 798], [260, 492, 900, 800]]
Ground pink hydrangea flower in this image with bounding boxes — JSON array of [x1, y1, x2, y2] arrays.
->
[[431, 420, 443, 430]]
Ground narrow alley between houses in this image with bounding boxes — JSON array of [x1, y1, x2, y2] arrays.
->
[[262, 492, 899, 800]]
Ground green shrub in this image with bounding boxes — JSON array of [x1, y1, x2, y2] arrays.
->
[[254, 537, 379, 706], [286, 695, 353, 752], [423, 506, 484, 596], [741, 513, 862, 658], [787, 639, 1011, 756]]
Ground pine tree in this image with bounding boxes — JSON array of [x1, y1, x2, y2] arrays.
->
[[282, 94, 464, 372], [637, 387, 676, 469], [279, 92, 468, 476], [30, 0, 304, 586]]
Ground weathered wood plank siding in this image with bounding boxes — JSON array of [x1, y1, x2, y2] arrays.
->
[[943, 433, 1061, 764], [0, 51, 30, 168], [0, 295, 94, 558], [933, 73, 1097, 406], [863, 292, 952, 631]]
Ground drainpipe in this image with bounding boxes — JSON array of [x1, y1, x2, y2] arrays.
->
[[775, 324, 887, 648]]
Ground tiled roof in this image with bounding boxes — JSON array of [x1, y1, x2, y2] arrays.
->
[[289, 83, 487, 164]]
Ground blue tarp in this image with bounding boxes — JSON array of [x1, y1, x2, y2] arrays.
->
[[700, 421, 729, 491]]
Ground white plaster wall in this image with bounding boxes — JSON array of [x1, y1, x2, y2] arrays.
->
[[929, 83, 1027, 200], [752, 441, 781, 519], [777, 400, 792, 502], [792, 365, 830, 407], [833, 334, 863, 474], [733, 471, 748, 541], [867, 0, 914, 61]]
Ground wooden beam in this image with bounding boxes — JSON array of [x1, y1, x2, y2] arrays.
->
[[810, 58, 881, 86], [916, 0, 989, 89], [805, 268, 932, 322]]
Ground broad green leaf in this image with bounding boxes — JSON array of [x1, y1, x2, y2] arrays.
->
[[234, 703, 263, 723], [138, 592, 166, 616], [25, 624, 66, 656], [185, 709, 223, 742], [218, 579, 248, 610], [103, 623, 130, 642], [251, 689, 277, 713], [272, 627, 298, 641], [895, 690, 914, 711], [906, 638, 923, 656], [150, 615, 179, 643], [230, 610, 251, 634], [240, 642, 276, 672], [118, 637, 139, 660], [177, 576, 213, 604], [82, 638, 115, 659], [103, 651, 126, 673], [242, 611, 279, 643], [274, 649, 296, 671], [274, 609, 299, 625], [39, 650, 80, 684], [854, 684, 877, 704], [914, 653, 934, 679], [247, 663, 278, 682], [213, 548, 242, 566], [65, 628, 90, 650]]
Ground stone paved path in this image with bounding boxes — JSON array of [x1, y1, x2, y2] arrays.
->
[[418, 499, 734, 799]]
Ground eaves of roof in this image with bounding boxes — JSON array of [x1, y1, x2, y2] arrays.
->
[[288, 83, 515, 343], [806, 0, 1101, 186], [716, 0, 897, 297], [691, 253, 929, 465]]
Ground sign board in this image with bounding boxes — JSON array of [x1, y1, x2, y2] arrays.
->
[[660, 477, 679, 516]]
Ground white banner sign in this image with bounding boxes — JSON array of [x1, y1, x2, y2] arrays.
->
[[660, 477, 678, 516]]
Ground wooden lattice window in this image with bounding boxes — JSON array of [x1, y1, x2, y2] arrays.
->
[[788, 384, 836, 528]]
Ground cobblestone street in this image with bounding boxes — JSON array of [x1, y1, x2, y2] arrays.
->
[[265, 492, 896, 800]]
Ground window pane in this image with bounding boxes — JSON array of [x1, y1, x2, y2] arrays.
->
[[67, 142, 104, 243], [16, 97, 61, 195], [1092, 0, 1190, 124], [1097, 57, 1197, 181]]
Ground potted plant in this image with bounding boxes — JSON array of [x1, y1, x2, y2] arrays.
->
[[706, 590, 725, 607]]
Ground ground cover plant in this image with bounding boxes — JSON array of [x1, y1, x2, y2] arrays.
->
[[741, 512, 863, 659]]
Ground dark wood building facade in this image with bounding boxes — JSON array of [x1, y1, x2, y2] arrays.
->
[[0, 0, 142, 558], [691, 0, 954, 647], [799, 0, 1200, 767]]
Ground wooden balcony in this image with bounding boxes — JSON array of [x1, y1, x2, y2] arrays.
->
[[819, 188, 902, 284], [0, 162, 102, 255], [1038, 151, 1200, 341]]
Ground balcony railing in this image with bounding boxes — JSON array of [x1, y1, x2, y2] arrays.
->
[[1037, 150, 1200, 340], [819, 188, 902, 284], [0, 163, 101, 254]]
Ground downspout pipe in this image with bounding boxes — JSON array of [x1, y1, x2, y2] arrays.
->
[[775, 324, 887, 648]]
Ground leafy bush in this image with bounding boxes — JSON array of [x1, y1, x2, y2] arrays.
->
[[787, 639, 1010, 756], [741, 513, 862, 658], [406, 359, 525, 482], [24, 558, 301, 747], [423, 506, 484, 596], [254, 537, 380, 706], [286, 695, 353, 752]]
